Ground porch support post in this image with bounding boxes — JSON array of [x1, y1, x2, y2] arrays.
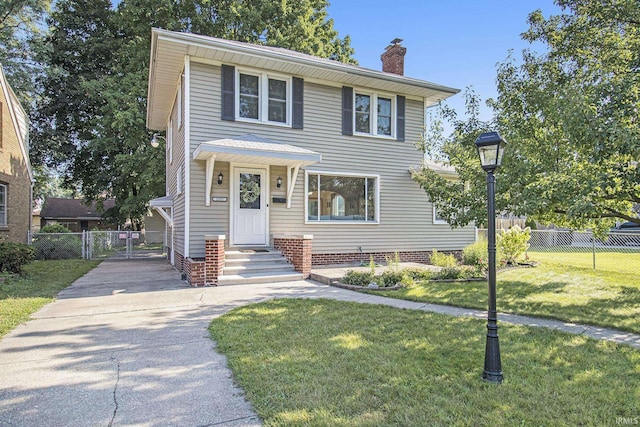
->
[[205, 155, 216, 206], [286, 164, 300, 209]]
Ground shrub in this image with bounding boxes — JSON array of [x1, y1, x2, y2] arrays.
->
[[378, 270, 405, 287], [40, 224, 73, 233], [462, 239, 488, 269], [342, 270, 374, 287], [497, 225, 531, 265], [430, 249, 457, 268], [431, 266, 464, 280], [0, 242, 35, 273], [34, 224, 83, 260], [403, 267, 433, 282], [430, 266, 482, 281]]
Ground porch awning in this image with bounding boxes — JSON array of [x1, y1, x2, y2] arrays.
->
[[193, 134, 322, 207], [149, 195, 174, 226]]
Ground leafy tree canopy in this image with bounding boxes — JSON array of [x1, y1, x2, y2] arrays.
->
[[414, 0, 640, 233], [0, 0, 50, 106]]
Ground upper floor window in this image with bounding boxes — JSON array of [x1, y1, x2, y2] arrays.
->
[[342, 87, 404, 140], [0, 184, 6, 226], [355, 93, 393, 136], [222, 65, 303, 129], [237, 70, 290, 125]]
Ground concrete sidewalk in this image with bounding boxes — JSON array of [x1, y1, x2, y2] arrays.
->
[[0, 259, 638, 426]]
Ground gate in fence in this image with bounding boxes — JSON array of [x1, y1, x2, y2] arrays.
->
[[29, 230, 167, 260]]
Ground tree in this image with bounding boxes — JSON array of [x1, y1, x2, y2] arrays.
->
[[31, 0, 356, 228], [0, 0, 50, 106], [413, 0, 640, 233]]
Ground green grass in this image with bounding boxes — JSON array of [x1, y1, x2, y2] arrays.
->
[[0, 259, 100, 338], [366, 260, 640, 334], [209, 299, 640, 426], [529, 248, 640, 274]]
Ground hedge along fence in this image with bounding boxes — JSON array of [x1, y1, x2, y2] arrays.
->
[[30, 232, 83, 260], [478, 228, 640, 274]]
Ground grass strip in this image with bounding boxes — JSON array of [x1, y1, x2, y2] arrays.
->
[[0, 259, 100, 338], [366, 263, 640, 334]]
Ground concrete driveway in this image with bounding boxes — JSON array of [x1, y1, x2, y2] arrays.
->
[[0, 259, 350, 427]]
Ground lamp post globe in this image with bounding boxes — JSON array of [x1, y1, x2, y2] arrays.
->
[[474, 131, 506, 383]]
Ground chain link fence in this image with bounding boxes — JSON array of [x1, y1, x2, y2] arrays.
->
[[478, 229, 640, 274], [28, 231, 167, 260]]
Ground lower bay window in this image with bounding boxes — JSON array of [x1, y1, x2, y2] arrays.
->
[[306, 172, 379, 223]]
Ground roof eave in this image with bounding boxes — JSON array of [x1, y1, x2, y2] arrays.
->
[[147, 28, 460, 130]]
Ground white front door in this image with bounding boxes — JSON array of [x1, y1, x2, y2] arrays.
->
[[233, 168, 268, 246]]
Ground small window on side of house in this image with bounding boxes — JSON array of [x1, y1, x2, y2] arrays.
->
[[433, 205, 448, 225], [177, 165, 183, 195], [0, 183, 7, 226]]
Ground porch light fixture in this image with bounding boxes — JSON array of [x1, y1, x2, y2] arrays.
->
[[474, 131, 507, 383], [217, 172, 224, 185], [150, 133, 165, 148], [276, 176, 283, 188]]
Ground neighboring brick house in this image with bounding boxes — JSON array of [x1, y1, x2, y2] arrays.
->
[[39, 198, 118, 232], [0, 64, 33, 243], [147, 29, 475, 285]]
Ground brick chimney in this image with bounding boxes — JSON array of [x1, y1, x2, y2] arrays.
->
[[381, 38, 406, 75]]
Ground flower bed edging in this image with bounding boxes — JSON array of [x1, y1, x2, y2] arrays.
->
[[331, 281, 402, 291]]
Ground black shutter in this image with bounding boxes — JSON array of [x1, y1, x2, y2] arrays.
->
[[342, 86, 353, 135], [292, 77, 304, 129], [221, 64, 235, 121], [396, 95, 405, 141]]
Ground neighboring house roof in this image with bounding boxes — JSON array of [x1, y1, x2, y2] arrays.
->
[[0, 63, 32, 181], [424, 160, 458, 179], [40, 198, 116, 220], [147, 28, 460, 130]]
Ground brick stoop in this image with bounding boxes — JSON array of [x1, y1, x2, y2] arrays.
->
[[218, 249, 303, 285]]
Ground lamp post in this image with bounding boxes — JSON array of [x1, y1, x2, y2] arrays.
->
[[474, 131, 507, 383]]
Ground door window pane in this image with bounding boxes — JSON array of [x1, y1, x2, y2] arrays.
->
[[239, 173, 261, 209]]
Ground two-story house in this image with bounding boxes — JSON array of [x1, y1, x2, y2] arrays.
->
[[0, 64, 33, 243], [146, 28, 475, 286]]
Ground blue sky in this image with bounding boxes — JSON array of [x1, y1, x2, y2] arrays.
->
[[327, 0, 561, 121]]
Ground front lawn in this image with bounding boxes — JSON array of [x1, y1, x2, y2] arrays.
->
[[0, 259, 99, 338], [366, 263, 640, 334], [209, 299, 639, 426]]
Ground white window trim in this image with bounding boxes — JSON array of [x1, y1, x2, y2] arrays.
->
[[0, 183, 6, 226], [235, 68, 292, 127], [353, 89, 396, 139], [433, 205, 448, 225], [304, 170, 380, 224], [177, 165, 183, 195]]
